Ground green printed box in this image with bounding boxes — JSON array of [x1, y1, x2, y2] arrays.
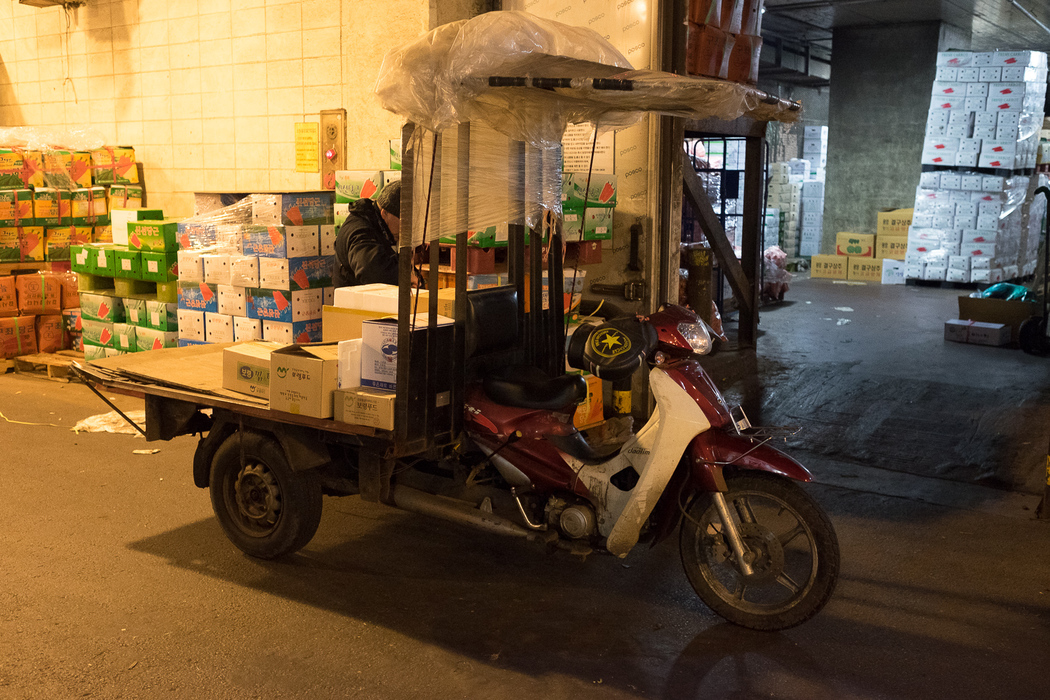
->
[[83, 343, 107, 361], [34, 188, 67, 226], [155, 280, 178, 304], [45, 226, 91, 262], [140, 250, 179, 282], [562, 173, 617, 208], [70, 188, 95, 226], [0, 149, 27, 189], [0, 189, 34, 226], [114, 249, 142, 279], [82, 319, 116, 348], [122, 297, 148, 327], [113, 323, 138, 352], [89, 244, 120, 275], [127, 219, 178, 252], [134, 327, 178, 352], [563, 207, 613, 241], [114, 278, 155, 297], [79, 292, 125, 323], [145, 300, 179, 331]]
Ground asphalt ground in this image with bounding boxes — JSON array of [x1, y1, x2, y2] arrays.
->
[[2, 277, 1049, 699]]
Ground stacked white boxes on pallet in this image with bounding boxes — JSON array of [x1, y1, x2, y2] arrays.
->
[[909, 50, 1049, 283], [768, 162, 802, 255]]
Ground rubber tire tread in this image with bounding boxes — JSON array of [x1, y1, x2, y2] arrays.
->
[[680, 473, 840, 631], [209, 431, 323, 560]]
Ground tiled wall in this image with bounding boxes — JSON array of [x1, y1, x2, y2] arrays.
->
[[0, 0, 429, 218]]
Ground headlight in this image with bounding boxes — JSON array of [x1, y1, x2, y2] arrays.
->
[[677, 322, 712, 355]]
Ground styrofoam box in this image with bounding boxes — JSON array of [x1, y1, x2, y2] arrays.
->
[[959, 138, 981, 152], [956, 202, 978, 218], [963, 230, 996, 244], [939, 172, 962, 189], [919, 172, 941, 189], [979, 66, 1002, 82], [925, 124, 947, 137], [974, 111, 998, 126], [881, 259, 906, 285], [962, 243, 995, 257], [802, 197, 823, 211], [904, 262, 926, 279], [923, 266, 948, 281], [982, 175, 1005, 191], [922, 150, 957, 166], [960, 174, 983, 190], [945, 124, 969, 138], [803, 125, 828, 139], [932, 81, 963, 97], [948, 255, 971, 271], [992, 50, 1047, 67], [997, 111, 1021, 127], [964, 97, 986, 112], [947, 110, 973, 126], [927, 110, 950, 126], [986, 96, 1022, 111], [935, 66, 959, 81], [971, 255, 992, 270], [970, 268, 991, 283], [966, 83, 989, 97], [955, 152, 979, 167], [802, 180, 824, 197], [930, 96, 966, 110], [946, 267, 970, 283], [978, 201, 1003, 217], [972, 52, 996, 66], [972, 126, 996, 141], [802, 139, 827, 154], [337, 338, 362, 389], [958, 67, 980, 82]]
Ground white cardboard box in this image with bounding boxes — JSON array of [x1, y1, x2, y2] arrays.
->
[[177, 309, 205, 341], [337, 338, 362, 389], [360, 314, 453, 391], [205, 312, 234, 343], [233, 316, 262, 342], [217, 285, 247, 317], [222, 340, 281, 400], [202, 254, 231, 286]]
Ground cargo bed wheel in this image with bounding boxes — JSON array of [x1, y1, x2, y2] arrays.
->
[[209, 431, 323, 559]]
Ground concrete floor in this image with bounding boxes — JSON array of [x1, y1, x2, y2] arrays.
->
[[2, 277, 1050, 699]]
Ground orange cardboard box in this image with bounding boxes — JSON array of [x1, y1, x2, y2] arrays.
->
[[0, 315, 37, 358], [687, 22, 730, 79], [14, 272, 62, 315], [36, 314, 64, 353], [835, 232, 875, 258], [0, 276, 16, 317]]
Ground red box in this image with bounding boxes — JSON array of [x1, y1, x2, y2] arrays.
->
[[687, 23, 730, 79], [569, 240, 602, 265], [447, 244, 496, 275], [727, 34, 762, 85], [688, 0, 722, 25]]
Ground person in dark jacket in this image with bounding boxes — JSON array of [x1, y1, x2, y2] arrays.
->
[[333, 180, 401, 287]]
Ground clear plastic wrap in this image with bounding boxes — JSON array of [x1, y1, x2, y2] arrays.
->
[[0, 126, 138, 192], [375, 11, 800, 152], [0, 127, 106, 153]]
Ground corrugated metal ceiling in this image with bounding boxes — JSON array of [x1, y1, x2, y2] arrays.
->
[[762, 0, 1050, 51]]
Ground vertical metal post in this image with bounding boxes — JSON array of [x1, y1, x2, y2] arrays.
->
[[452, 122, 470, 437], [740, 135, 763, 348], [396, 122, 416, 446], [507, 140, 527, 363], [426, 131, 442, 445]]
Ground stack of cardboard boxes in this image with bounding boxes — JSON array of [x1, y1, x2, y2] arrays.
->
[[176, 193, 337, 347], [768, 163, 802, 255], [686, 0, 765, 85], [810, 208, 912, 284], [0, 145, 142, 265], [0, 271, 79, 359], [71, 209, 181, 360], [909, 50, 1048, 282]]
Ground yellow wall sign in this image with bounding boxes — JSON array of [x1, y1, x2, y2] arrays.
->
[[295, 122, 319, 173]]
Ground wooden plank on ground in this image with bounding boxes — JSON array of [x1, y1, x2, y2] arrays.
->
[[12, 352, 80, 382]]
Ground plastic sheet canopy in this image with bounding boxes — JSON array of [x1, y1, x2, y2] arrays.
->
[[374, 11, 800, 150]]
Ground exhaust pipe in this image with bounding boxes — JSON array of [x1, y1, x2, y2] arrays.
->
[[390, 485, 536, 540]]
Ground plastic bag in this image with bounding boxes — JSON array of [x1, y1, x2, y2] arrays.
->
[[977, 283, 1033, 302], [72, 410, 145, 435], [762, 245, 792, 301]]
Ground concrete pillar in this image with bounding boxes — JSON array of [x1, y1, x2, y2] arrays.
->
[[823, 22, 970, 249]]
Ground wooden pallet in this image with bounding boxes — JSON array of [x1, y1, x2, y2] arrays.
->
[[9, 350, 84, 382]]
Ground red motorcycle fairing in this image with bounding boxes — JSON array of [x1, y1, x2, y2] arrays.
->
[[661, 359, 733, 430], [464, 385, 590, 497], [643, 429, 813, 547]]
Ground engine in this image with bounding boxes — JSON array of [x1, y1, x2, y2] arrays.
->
[[545, 496, 597, 540]]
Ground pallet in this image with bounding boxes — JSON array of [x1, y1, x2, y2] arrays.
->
[[10, 350, 84, 382], [905, 278, 979, 291], [0, 262, 51, 276]]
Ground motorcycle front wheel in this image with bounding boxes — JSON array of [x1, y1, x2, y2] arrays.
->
[[679, 473, 840, 631]]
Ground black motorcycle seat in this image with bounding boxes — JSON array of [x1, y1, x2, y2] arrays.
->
[[483, 365, 588, 410], [546, 430, 622, 464]]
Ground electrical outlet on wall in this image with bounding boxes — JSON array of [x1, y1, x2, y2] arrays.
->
[[319, 109, 346, 191]]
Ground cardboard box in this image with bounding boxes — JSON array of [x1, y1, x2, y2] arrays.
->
[[202, 254, 231, 285], [0, 315, 36, 358], [176, 221, 217, 249], [811, 254, 848, 279], [234, 316, 262, 342], [835, 232, 875, 257], [90, 147, 138, 184], [205, 312, 234, 343], [0, 275, 16, 317], [0, 189, 34, 226], [230, 256, 260, 287], [562, 173, 617, 208], [217, 284, 248, 317], [113, 208, 164, 246], [957, 295, 1036, 342], [127, 219, 178, 252], [177, 281, 218, 313], [177, 309, 206, 341], [144, 300, 178, 331], [563, 207, 613, 241], [35, 313, 64, 353], [114, 249, 143, 279], [361, 314, 453, 391], [134, 327, 179, 352], [82, 319, 115, 348], [334, 171, 384, 204], [881, 258, 905, 285], [944, 319, 1010, 346], [847, 257, 883, 282], [262, 319, 323, 344], [113, 323, 137, 352], [876, 209, 913, 237], [269, 344, 340, 418], [333, 387, 395, 430], [140, 250, 179, 282], [20, 150, 43, 189], [33, 188, 64, 226], [251, 192, 334, 226], [322, 305, 390, 341], [223, 340, 281, 400], [44, 226, 90, 262], [573, 373, 603, 429], [15, 272, 61, 314], [247, 288, 323, 324], [242, 225, 319, 258], [79, 292, 124, 323], [876, 235, 908, 260], [258, 256, 333, 290]]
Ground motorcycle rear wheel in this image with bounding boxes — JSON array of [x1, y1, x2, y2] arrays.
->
[[679, 473, 839, 631]]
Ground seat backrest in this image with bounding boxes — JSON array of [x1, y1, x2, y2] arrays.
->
[[466, 285, 519, 358]]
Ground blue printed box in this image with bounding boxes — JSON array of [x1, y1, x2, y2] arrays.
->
[[262, 318, 323, 345], [251, 192, 334, 226], [258, 255, 334, 290], [246, 288, 323, 325], [177, 281, 218, 313], [242, 225, 319, 259]]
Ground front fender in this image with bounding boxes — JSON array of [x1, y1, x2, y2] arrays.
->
[[691, 430, 812, 484], [646, 430, 812, 547]]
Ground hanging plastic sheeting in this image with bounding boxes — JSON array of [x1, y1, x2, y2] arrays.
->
[[0, 126, 107, 153], [375, 11, 800, 152]]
